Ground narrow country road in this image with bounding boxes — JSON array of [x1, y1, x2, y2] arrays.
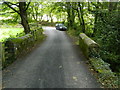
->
[[3, 27, 101, 88]]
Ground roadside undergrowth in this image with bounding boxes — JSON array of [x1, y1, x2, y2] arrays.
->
[[66, 30, 119, 88]]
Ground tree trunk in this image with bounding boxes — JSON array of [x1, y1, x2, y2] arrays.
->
[[49, 13, 53, 23], [93, 14, 98, 36], [71, 4, 75, 29], [66, 2, 76, 30], [46, 15, 49, 22], [92, 2, 99, 36], [109, 1, 118, 12], [78, 2, 85, 33], [4, 1, 30, 34], [40, 15, 43, 21], [35, 12, 38, 21], [66, 2, 71, 30], [19, 2, 30, 34], [77, 7, 82, 27]]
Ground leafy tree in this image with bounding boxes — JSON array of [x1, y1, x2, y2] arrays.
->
[[3, 0, 31, 34]]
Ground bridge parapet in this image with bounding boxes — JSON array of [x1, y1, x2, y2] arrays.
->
[[79, 33, 99, 58], [79, 33, 118, 88], [2, 26, 44, 69]]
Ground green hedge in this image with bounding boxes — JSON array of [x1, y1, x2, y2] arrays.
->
[[90, 58, 118, 88]]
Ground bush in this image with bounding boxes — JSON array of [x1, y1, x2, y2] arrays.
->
[[94, 11, 120, 72], [90, 58, 119, 88]]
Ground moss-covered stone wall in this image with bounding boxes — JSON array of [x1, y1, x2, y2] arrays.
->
[[79, 33, 119, 88], [79, 33, 99, 58], [0, 43, 2, 63], [0, 43, 2, 69], [0, 43, 5, 69], [3, 26, 44, 68]]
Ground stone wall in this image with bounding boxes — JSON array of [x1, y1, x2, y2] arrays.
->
[[3, 27, 44, 68], [0, 43, 2, 69], [79, 33, 118, 88], [79, 33, 99, 58]]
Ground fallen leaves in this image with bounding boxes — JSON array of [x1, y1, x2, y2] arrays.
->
[[85, 77, 88, 80], [5, 70, 11, 73], [59, 65, 62, 69], [90, 69, 94, 71], [77, 62, 80, 64], [72, 76, 78, 81]]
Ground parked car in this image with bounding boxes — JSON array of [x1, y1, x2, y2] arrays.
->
[[55, 23, 67, 31]]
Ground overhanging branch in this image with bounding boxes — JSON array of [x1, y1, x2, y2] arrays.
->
[[0, 11, 16, 15], [25, 0, 31, 11], [4, 2, 20, 14], [8, 2, 19, 7]]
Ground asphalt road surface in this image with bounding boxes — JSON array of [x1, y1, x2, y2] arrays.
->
[[3, 27, 101, 88]]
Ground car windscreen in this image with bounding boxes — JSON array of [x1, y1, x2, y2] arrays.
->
[[59, 24, 64, 26]]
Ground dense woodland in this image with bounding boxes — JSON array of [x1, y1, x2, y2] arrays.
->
[[0, 1, 120, 74]]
